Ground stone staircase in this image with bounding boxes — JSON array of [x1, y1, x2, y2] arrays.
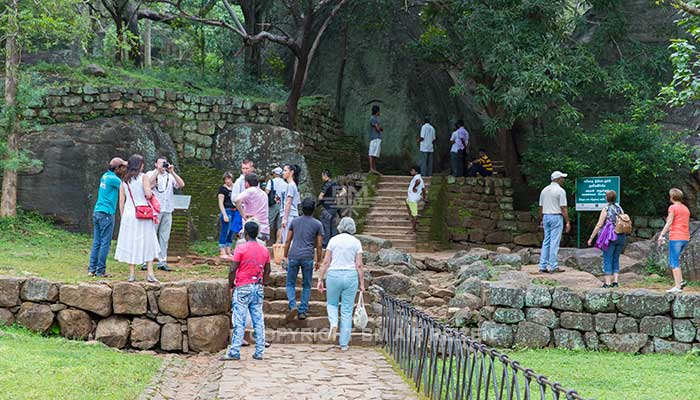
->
[[361, 175, 431, 253], [259, 271, 378, 346]]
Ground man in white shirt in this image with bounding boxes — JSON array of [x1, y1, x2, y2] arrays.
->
[[143, 156, 185, 272], [450, 119, 469, 177], [229, 160, 254, 239], [418, 117, 436, 177], [538, 171, 571, 273], [405, 166, 426, 233], [266, 167, 288, 244]]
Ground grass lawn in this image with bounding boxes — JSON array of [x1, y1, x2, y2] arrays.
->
[[0, 325, 160, 400], [0, 213, 227, 283]]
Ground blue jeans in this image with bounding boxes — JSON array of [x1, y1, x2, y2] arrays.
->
[[229, 209, 243, 237], [89, 212, 115, 275], [669, 240, 689, 269], [539, 214, 564, 271], [228, 283, 265, 358], [219, 209, 235, 248], [420, 151, 433, 176], [326, 269, 359, 348], [603, 234, 626, 275], [320, 209, 337, 248], [450, 151, 463, 177], [286, 259, 314, 314]]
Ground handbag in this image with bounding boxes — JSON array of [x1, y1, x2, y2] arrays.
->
[[126, 182, 155, 221], [353, 294, 369, 329], [595, 220, 618, 251], [615, 213, 632, 235]]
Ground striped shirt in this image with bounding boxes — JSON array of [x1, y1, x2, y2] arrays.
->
[[479, 155, 493, 171]]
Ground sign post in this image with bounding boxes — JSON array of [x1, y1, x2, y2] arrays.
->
[[575, 176, 620, 248]]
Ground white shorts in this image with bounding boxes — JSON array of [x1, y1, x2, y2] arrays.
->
[[369, 139, 382, 158]]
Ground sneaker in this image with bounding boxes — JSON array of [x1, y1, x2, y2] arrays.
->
[[219, 354, 240, 361], [253, 353, 264, 360], [141, 264, 148, 271], [265, 341, 271, 348], [602, 284, 611, 289], [87, 272, 95, 277], [666, 286, 683, 294], [128, 274, 136, 282], [95, 273, 112, 278], [550, 268, 566, 273], [146, 275, 160, 283], [328, 326, 337, 342], [538, 270, 548, 274], [157, 265, 172, 272], [298, 312, 308, 320], [340, 346, 349, 352], [285, 308, 298, 322], [612, 282, 619, 288], [680, 280, 688, 289]]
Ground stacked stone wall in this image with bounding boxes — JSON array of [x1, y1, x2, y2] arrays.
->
[[479, 285, 700, 354]]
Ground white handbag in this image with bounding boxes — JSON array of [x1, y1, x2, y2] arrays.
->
[[353, 294, 368, 329]]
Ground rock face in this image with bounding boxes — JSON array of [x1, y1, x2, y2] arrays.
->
[[0, 278, 22, 307], [16, 302, 54, 332], [187, 280, 229, 316], [159, 285, 189, 319], [57, 309, 93, 339], [112, 283, 147, 315], [18, 116, 177, 232], [60, 284, 113, 317], [20, 278, 59, 302], [95, 316, 131, 349], [131, 318, 161, 350], [187, 315, 230, 353], [564, 248, 603, 276]]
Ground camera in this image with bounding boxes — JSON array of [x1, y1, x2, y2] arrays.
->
[[162, 161, 170, 169]]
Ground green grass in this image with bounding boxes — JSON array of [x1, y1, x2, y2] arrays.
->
[[0, 325, 160, 400]]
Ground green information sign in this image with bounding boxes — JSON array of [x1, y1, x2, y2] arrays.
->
[[575, 176, 620, 211]]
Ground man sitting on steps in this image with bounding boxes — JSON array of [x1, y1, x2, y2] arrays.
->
[[406, 166, 426, 234]]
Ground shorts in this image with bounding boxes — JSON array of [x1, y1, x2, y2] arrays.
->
[[668, 240, 689, 269], [406, 200, 418, 217], [369, 139, 382, 158]]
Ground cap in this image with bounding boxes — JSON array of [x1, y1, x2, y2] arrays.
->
[[272, 167, 283, 175], [110, 157, 127, 168], [550, 171, 568, 181]]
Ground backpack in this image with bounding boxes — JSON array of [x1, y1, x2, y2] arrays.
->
[[267, 179, 277, 207], [615, 213, 632, 235]]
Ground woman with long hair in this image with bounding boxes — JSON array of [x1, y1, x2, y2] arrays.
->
[[115, 154, 161, 282], [280, 164, 301, 244], [218, 171, 236, 258], [587, 190, 626, 288], [658, 188, 690, 293]]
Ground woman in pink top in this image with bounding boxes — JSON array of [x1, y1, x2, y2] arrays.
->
[[657, 188, 690, 293]]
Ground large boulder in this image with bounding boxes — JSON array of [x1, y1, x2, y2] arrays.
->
[[16, 302, 54, 333], [599, 333, 649, 353], [160, 323, 183, 351], [422, 258, 448, 273], [187, 280, 229, 316], [20, 278, 59, 302], [57, 309, 93, 339], [617, 289, 670, 318], [373, 274, 414, 296], [0, 277, 22, 307], [59, 283, 112, 317], [564, 248, 602, 276], [355, 235, 392, 253], [480, 322, 514, 347], [95, 316, 130, 348], [112, 282, 147, 315], [131, 318, 160, 350], [187, 315, 230, 353], [623, 240, 654, 260], [159, 285, 189, 319], [515, 321, 551, 349]]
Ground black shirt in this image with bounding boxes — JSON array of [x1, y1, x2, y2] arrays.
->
[[320, 181, 339, 211], [218, 185, 234, 209]]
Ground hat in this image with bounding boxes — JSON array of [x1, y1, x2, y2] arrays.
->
[[109, 157, 127, 168], [272, 167, 283, 175], [551, 171, 568, 181]]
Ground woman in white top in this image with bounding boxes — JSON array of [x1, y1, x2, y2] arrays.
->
[[317, 217, 365, 350], [115, 154, 161, 282]]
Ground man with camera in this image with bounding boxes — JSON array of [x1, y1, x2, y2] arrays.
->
[[142, 156, 185, 272]]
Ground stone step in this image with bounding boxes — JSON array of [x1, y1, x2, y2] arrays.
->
[[263, 286, 373, 303], [378, 175, 433, 183], [368, 232, 417, 240], [262, 330, 378, 346], [263, 300, 377, 316], [360, 224, 419, 232], [264, 314, 379, 330], [364, 216, 416, 224]]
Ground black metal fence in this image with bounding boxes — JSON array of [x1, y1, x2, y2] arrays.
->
[[380, 294, 589, 400]]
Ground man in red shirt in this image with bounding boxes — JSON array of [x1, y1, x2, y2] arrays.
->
[[221, 221, 271, 361]]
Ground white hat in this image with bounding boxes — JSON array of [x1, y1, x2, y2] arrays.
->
[[272, 167, 283, 175], [551, 171, 568, 181]]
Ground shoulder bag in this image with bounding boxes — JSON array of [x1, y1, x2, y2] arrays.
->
[[126, 182, 155, 221]]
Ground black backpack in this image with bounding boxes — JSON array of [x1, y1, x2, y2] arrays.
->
[[267, 179, 277, 207]]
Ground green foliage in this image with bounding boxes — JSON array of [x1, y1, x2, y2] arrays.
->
[[659, 1, 700, 106]]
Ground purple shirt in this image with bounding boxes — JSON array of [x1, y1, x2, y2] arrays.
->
[[236, 187, 270, 235], [457, 127, 469, 150]]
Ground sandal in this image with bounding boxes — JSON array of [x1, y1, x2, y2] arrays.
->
[[146, 275, 160, 283]]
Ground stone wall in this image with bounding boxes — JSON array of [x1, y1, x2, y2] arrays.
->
[[479, 285, 700, 354]]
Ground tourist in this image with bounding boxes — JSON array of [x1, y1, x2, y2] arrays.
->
[[467, 149, 494, 177], [406, 166, 426, 233], [368, 105, 383, 175], [266, 167, 287, 244], [141, 156, 185, 272], [284, 197, 324, 321], [235, 173, 270, 242], [217, 171, 236, 258], [88, 157, 127, 277], [229, 160, 254, 240], [281, 164, 301, 244], [115, 154, 161, 283], [538, 171, 571, 273], [587, 190, 625, 288], [450, 120, 468, 177], [418, 117, 436, 177], [222, 221, 271, 361], [657, 188, 690, 293], [317, 217, 365, 351], [318, 170, 344, 248]]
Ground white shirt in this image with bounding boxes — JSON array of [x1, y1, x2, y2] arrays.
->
[[266, 177, 288, 204], [231, 174, 246, 203], [327, 233, 363, 270], [147, 171, 180, 213], [407, 174, 424, 203], [539, 182, 567, 214], [450, 131, 461, 153], [419, 123, 435, 153]]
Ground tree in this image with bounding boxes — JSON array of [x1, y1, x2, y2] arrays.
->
[[659, 0, 700, 106], [145, 0, 350, 129], [0, 0, 90, 217], [414, 0, 597, 187]]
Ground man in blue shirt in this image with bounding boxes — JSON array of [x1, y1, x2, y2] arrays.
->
[[88, 157, 127, 277]]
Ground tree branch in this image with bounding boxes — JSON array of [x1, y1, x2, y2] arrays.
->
[[221, 0, 248, 36], [670, 0, 700, 16], [307, 0, 350, 78]]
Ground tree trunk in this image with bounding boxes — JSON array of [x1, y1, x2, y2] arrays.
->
[[144, 19, 152, 68], [286, 53, 309, 130], [240, 1, 264, 79], [1, 0, 20, 218], [335, 23, 349, 117], [497, 127, 525, 188]]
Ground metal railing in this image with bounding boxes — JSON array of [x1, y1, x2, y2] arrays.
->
[[381, 294, 589, 400]]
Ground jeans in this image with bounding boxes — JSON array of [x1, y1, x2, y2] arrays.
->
[[89, 212, 115, 275], [219, 209, 235, 248], [227, 283, 265, 358], [320, 208, 338, 248], [602, 234, 626, 275], [420, 151, 433, 177], [450, 151, 464, 177], [468, 164, 493, 177], [539, 214, 564, 271], [155, 212, 172, 267], [326, 269, 359, 348], [286, 259, 314, 314], [669, 240, 689, 269]]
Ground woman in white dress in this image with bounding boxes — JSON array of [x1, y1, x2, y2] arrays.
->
[[115, 154, 161, 282]]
